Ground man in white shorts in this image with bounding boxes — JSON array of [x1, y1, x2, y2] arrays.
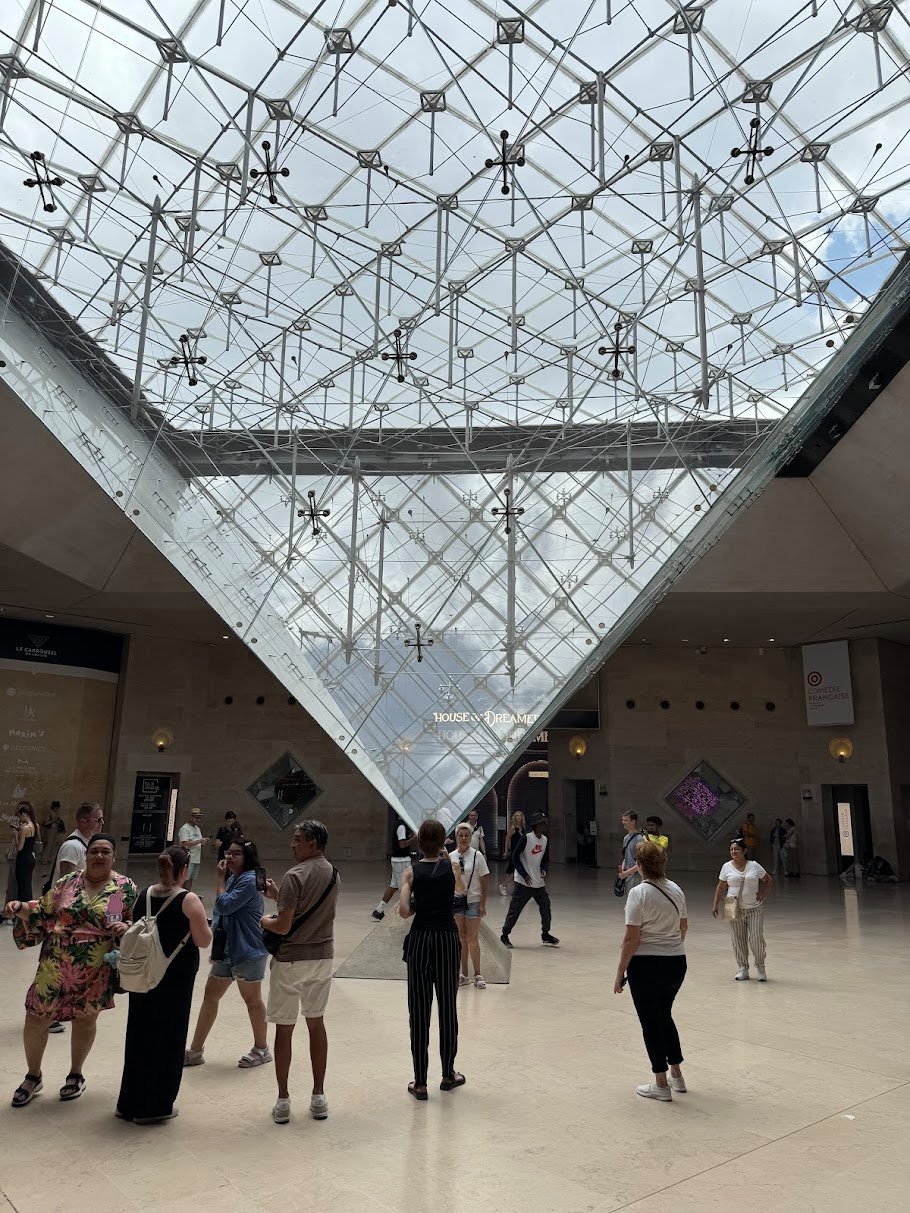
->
[[262, 819, 339, 1125], [371, 818, 417, 920]]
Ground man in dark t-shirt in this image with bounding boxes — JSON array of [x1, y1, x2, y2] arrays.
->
[[262, 819, 339, 1126]]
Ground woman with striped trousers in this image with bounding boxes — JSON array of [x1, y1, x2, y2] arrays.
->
[[713, 838, 774, 981], [399, 819, 465, 1100]]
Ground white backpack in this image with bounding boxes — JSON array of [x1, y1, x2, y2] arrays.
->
[[118, 888, 190, 993]]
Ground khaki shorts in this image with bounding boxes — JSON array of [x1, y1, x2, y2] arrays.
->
[[267, 957, 333, 1024]]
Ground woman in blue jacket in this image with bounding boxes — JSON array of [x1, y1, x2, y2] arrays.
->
[[183, 838, 270, 1069]]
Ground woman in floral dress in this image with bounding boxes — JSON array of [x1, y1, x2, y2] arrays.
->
[[4, 832, 137, 1107]]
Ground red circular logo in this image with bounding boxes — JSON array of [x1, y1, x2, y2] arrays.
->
[[807, 670, 823, 687]]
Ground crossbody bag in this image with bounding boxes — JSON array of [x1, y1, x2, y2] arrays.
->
[[263, 866, 338, 957], [723, 866, 747, 922]]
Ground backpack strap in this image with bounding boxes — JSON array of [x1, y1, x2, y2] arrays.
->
[[282, 867, 338, 949]]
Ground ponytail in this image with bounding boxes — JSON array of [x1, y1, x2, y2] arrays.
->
[[157, 844, 190, 885]]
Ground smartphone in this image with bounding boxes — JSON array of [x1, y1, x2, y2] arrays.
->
[[255, 867, 268, 893]]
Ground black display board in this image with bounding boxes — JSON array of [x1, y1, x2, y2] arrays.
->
[[129, 772, 174, 854], [0, 616, 123, 673]]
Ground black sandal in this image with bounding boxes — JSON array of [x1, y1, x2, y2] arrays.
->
[[407, 1082, 428, 1101], [440, 1072, 466, 1091], [59, 1073, 86, 1101], [11, 1073, 43, 1108]]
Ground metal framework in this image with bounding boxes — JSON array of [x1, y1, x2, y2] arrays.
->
[[2, 0, 910, 828]]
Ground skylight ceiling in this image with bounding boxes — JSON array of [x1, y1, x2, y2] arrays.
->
[[1, 0, 909, 827]]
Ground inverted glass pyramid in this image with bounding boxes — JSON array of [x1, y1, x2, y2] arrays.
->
[[2, 0, 909, 828]]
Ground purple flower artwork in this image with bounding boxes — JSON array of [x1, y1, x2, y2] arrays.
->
[[664, 760, 747, 840]]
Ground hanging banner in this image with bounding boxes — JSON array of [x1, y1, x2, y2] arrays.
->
[[802, 641, 854, 727]]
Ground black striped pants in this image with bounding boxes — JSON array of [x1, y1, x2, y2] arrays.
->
[[406, 929, 460, 1086]]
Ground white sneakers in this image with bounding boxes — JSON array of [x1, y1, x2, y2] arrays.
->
[[458, 973, 471, 987], [668, 1074, 687, 1093], [735, 966, 769, 981], [636, 1083, 672, 1102], [474, 975, 487, 989], [272, 1094, 329, 1123]]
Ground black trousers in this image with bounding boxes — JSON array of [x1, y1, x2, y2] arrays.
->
[[406, 930, 460, 1086], [502, 883, 551, 937], [626, 954, 687, 1074]]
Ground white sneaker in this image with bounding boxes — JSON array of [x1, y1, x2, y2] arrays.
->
[[272, 1097, 290, 1124], [636, 1083, 672, 1102], [310, 1093, 328, 1120], [474, 975, 487, 989], [756, 967, 767, 982], [458, 974, 471, 987], [735, 967, 750, 981], [668, 1074, 687, 1093], [498, 883, 508, 896]]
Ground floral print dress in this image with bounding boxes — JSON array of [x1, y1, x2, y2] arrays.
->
[[13, 871, 138, 1021]]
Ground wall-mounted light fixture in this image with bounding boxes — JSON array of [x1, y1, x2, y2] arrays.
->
[[828, 737, 853, 764], [152, 727, 173, 753], [568, 735, 587, 760]]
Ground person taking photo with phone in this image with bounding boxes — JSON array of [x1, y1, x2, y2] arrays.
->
[[184, 837, 271, 1070]]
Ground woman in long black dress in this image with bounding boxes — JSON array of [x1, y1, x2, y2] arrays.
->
[[398, 819, 465, 1100], [12, 801, 40, 901], [117, 844, 211, 1124]]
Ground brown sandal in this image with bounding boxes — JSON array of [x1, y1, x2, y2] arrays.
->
[[408, 1082, 428, 1101], [440, 1073, 466, 1091]]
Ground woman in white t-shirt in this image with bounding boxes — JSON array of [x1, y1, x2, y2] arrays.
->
[[451, 824, 490, 989], [614, 839, 689, 1102], [712, 837, 774, 982]]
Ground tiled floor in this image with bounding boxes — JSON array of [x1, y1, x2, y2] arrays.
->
[[1, 863, 908, 1212]]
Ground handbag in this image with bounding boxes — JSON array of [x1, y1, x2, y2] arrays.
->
[[613, 876, 626, 897], [453, 850, 476, 914], [210, 923, 227, 962], [723, 865, 746, 921], [262, 866, 338, 956]]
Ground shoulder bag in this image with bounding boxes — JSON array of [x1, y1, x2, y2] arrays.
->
[[645, 880, 680, 915], [453, 851, 476, 915], [263, 866, 338, 957], [723, 865, 746, 922]]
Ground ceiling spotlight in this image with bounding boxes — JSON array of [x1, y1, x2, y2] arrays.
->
[[768, 637, 775, 642], [723, 638, 730, 643]]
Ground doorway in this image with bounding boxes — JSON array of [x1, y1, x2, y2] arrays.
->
[[573, 779, 598, 867], [822, 784, 872, 874]]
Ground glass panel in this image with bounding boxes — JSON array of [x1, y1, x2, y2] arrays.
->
[[2, 0, 909, 828]]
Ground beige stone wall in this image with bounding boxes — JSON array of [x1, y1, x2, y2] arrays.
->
[[109, 634, 387, 866], [548, 639, 898, 878]]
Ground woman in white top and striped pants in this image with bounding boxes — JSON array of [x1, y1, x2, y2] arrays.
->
[[713, 838, 774, 981]]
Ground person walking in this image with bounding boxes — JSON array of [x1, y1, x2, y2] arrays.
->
[[371, 817, 416, 920], [451, 823, 490, 989], [783, 819, 800, 877], [399, 819, 465, 1100], [50, 801, 104, 884], [498, 809, 525, 896], [500, 811, 559, 949], [177, 809, 209, 890], [9, 801, 40, 901], [184, 837, 270, 1069], [618, 811, 645, 891], [466, 808, 487, 857], [117, 844, 211, 1123], [261, 820, 339, 1125], [769, 818, 786, 876], [4, 832, 137, 1107], [712, 837, 774, 981], [614, 840, 688, 1102]]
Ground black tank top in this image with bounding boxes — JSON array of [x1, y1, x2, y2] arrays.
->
[[411, 858, 457, 934]]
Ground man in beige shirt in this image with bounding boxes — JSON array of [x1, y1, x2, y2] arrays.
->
[[261, 819, 339, 1125]]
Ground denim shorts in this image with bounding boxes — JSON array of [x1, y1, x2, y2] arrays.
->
[[210, 953, 268, 982], [456, 901, 481, 919]]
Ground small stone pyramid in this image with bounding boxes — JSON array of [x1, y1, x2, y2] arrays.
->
[[334, 912, 512, 983]]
